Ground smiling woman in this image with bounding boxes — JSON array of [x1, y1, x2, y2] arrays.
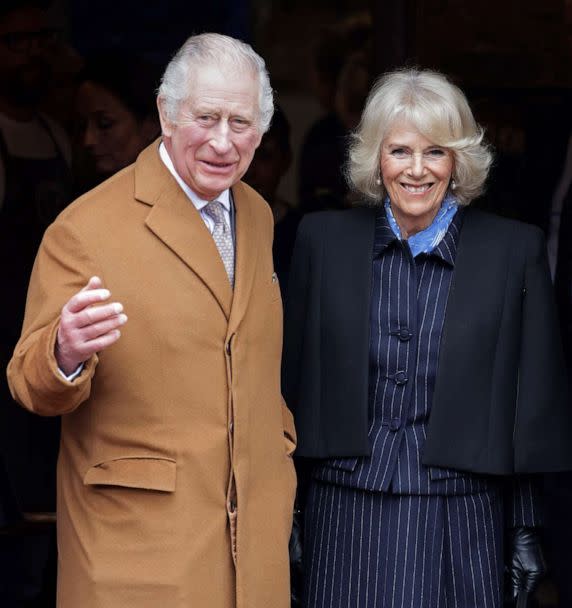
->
[[284, 68, 572, 608], [380, 123, 454, 237]]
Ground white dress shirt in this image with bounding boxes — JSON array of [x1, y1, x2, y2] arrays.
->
[[159, 142, 233, 240]]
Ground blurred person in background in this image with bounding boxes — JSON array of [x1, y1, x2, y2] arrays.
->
[[244, 105, 300, 293], [298, 14, 372, 214], [74, 53, 161, 193], [0, 1, 75, 605]]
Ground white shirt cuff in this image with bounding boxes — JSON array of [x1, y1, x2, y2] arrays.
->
[[58, 363, 84, 382]]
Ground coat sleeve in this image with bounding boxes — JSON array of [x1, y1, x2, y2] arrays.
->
[[7, 216, 99, 416], [513, 226, 572, 472]]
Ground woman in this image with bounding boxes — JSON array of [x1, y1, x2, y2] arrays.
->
[[74, 54, 160, 192], [283, 69, 572, 607]]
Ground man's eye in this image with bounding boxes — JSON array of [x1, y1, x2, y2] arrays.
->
[[198, 115, 216, 124], [231, 118, 250, 130]]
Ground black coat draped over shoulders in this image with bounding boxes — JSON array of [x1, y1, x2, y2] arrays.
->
[[282, 206, 572, 475]]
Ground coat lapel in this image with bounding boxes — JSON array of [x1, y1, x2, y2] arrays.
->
[[135, 141, 233, 319], [227, 182, 259, 334]]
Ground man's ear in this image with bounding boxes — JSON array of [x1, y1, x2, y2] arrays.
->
[[156, 97, 173, 138]]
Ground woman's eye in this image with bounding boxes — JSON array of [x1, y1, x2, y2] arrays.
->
[[427, 148, 446, 157], [97, 117, 114, 130], [390, 148, 408, 157]]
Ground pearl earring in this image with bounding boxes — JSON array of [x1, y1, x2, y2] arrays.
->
[[450, 179, 457, 191], [375, 176, 382, 186]]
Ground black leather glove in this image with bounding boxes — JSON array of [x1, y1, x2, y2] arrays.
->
[[507, 527, 547, 603], [289, 505, 304, 608]]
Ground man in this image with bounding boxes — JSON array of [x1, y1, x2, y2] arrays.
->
[[7, 33, 296, 608]]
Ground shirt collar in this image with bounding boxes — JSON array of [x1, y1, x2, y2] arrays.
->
[[373, 201, 464, 267], [372, 209, 399, 258], [431, 210, 463, 266], [158, 141, 231, 212]]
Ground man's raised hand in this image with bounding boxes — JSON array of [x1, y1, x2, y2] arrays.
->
[[56, 276, 127, 376]]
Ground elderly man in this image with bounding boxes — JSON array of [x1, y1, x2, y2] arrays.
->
[[7, 33, 296, 608]]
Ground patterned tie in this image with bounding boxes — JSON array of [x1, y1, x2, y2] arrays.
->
[[204, 200, 235, 287]]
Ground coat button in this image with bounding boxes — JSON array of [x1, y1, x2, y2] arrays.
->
[[394, 371, 408, 385], [398, 328, 412, 341], [389, 418, 402, 432]]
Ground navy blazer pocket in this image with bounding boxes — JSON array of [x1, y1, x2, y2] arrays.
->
[[428, 465, 464, 481], [322, 457, 360, 473]]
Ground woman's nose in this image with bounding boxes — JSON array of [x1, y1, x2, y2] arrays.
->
[[407, 152, 425, 177]]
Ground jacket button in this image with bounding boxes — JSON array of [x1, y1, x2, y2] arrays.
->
[[398, 328, 412, 341], [389, 418, 402, 432], [394, 371, 408, 385], [229, 499, 236, 513]]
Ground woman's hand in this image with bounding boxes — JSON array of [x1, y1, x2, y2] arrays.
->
[[507, 526, 547, 602]]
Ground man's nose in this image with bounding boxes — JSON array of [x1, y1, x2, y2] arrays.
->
[[210, 121, 232, 153]]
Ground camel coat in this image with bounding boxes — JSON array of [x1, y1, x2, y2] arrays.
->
[[7, 141, 297, 608]]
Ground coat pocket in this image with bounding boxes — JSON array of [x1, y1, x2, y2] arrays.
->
[[83, 456, 176, 492]]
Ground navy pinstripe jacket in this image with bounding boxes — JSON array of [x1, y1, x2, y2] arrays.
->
[[283, 206, 572, 476]]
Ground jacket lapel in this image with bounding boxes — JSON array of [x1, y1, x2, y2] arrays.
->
[[227, 182, 259, 333], [135, 141, 233, 319]]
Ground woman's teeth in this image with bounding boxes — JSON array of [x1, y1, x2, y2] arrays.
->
[[402, 183, 432, 193]]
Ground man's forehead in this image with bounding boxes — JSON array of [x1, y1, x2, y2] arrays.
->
[[184, 64, 259, 112]]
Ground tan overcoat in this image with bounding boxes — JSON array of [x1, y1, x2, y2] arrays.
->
[[7, 141, 297, 608]]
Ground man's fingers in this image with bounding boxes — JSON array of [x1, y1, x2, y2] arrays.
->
[[80, 276, 103, 292], [79, 314, 128, 341], [65, 288, 111, 314], [74, 302, 124, 328], [74, 329, 123, 360]]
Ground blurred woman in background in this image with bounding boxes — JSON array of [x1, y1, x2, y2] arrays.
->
[[74, 53, 160, 192]]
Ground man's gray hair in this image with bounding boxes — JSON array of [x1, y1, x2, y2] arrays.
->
[[158, 33, 274, 133]]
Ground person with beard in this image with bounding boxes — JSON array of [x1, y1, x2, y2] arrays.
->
[[0, 1, 73, 605]]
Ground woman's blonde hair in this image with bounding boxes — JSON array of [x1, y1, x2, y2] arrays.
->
[[347, 68, 493, 205]]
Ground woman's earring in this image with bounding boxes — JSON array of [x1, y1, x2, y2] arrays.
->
[[375, 175, 382, 186], [450, 179, 457, 191]]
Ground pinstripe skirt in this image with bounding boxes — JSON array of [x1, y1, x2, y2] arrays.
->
[[303, 480, 504, 608]]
